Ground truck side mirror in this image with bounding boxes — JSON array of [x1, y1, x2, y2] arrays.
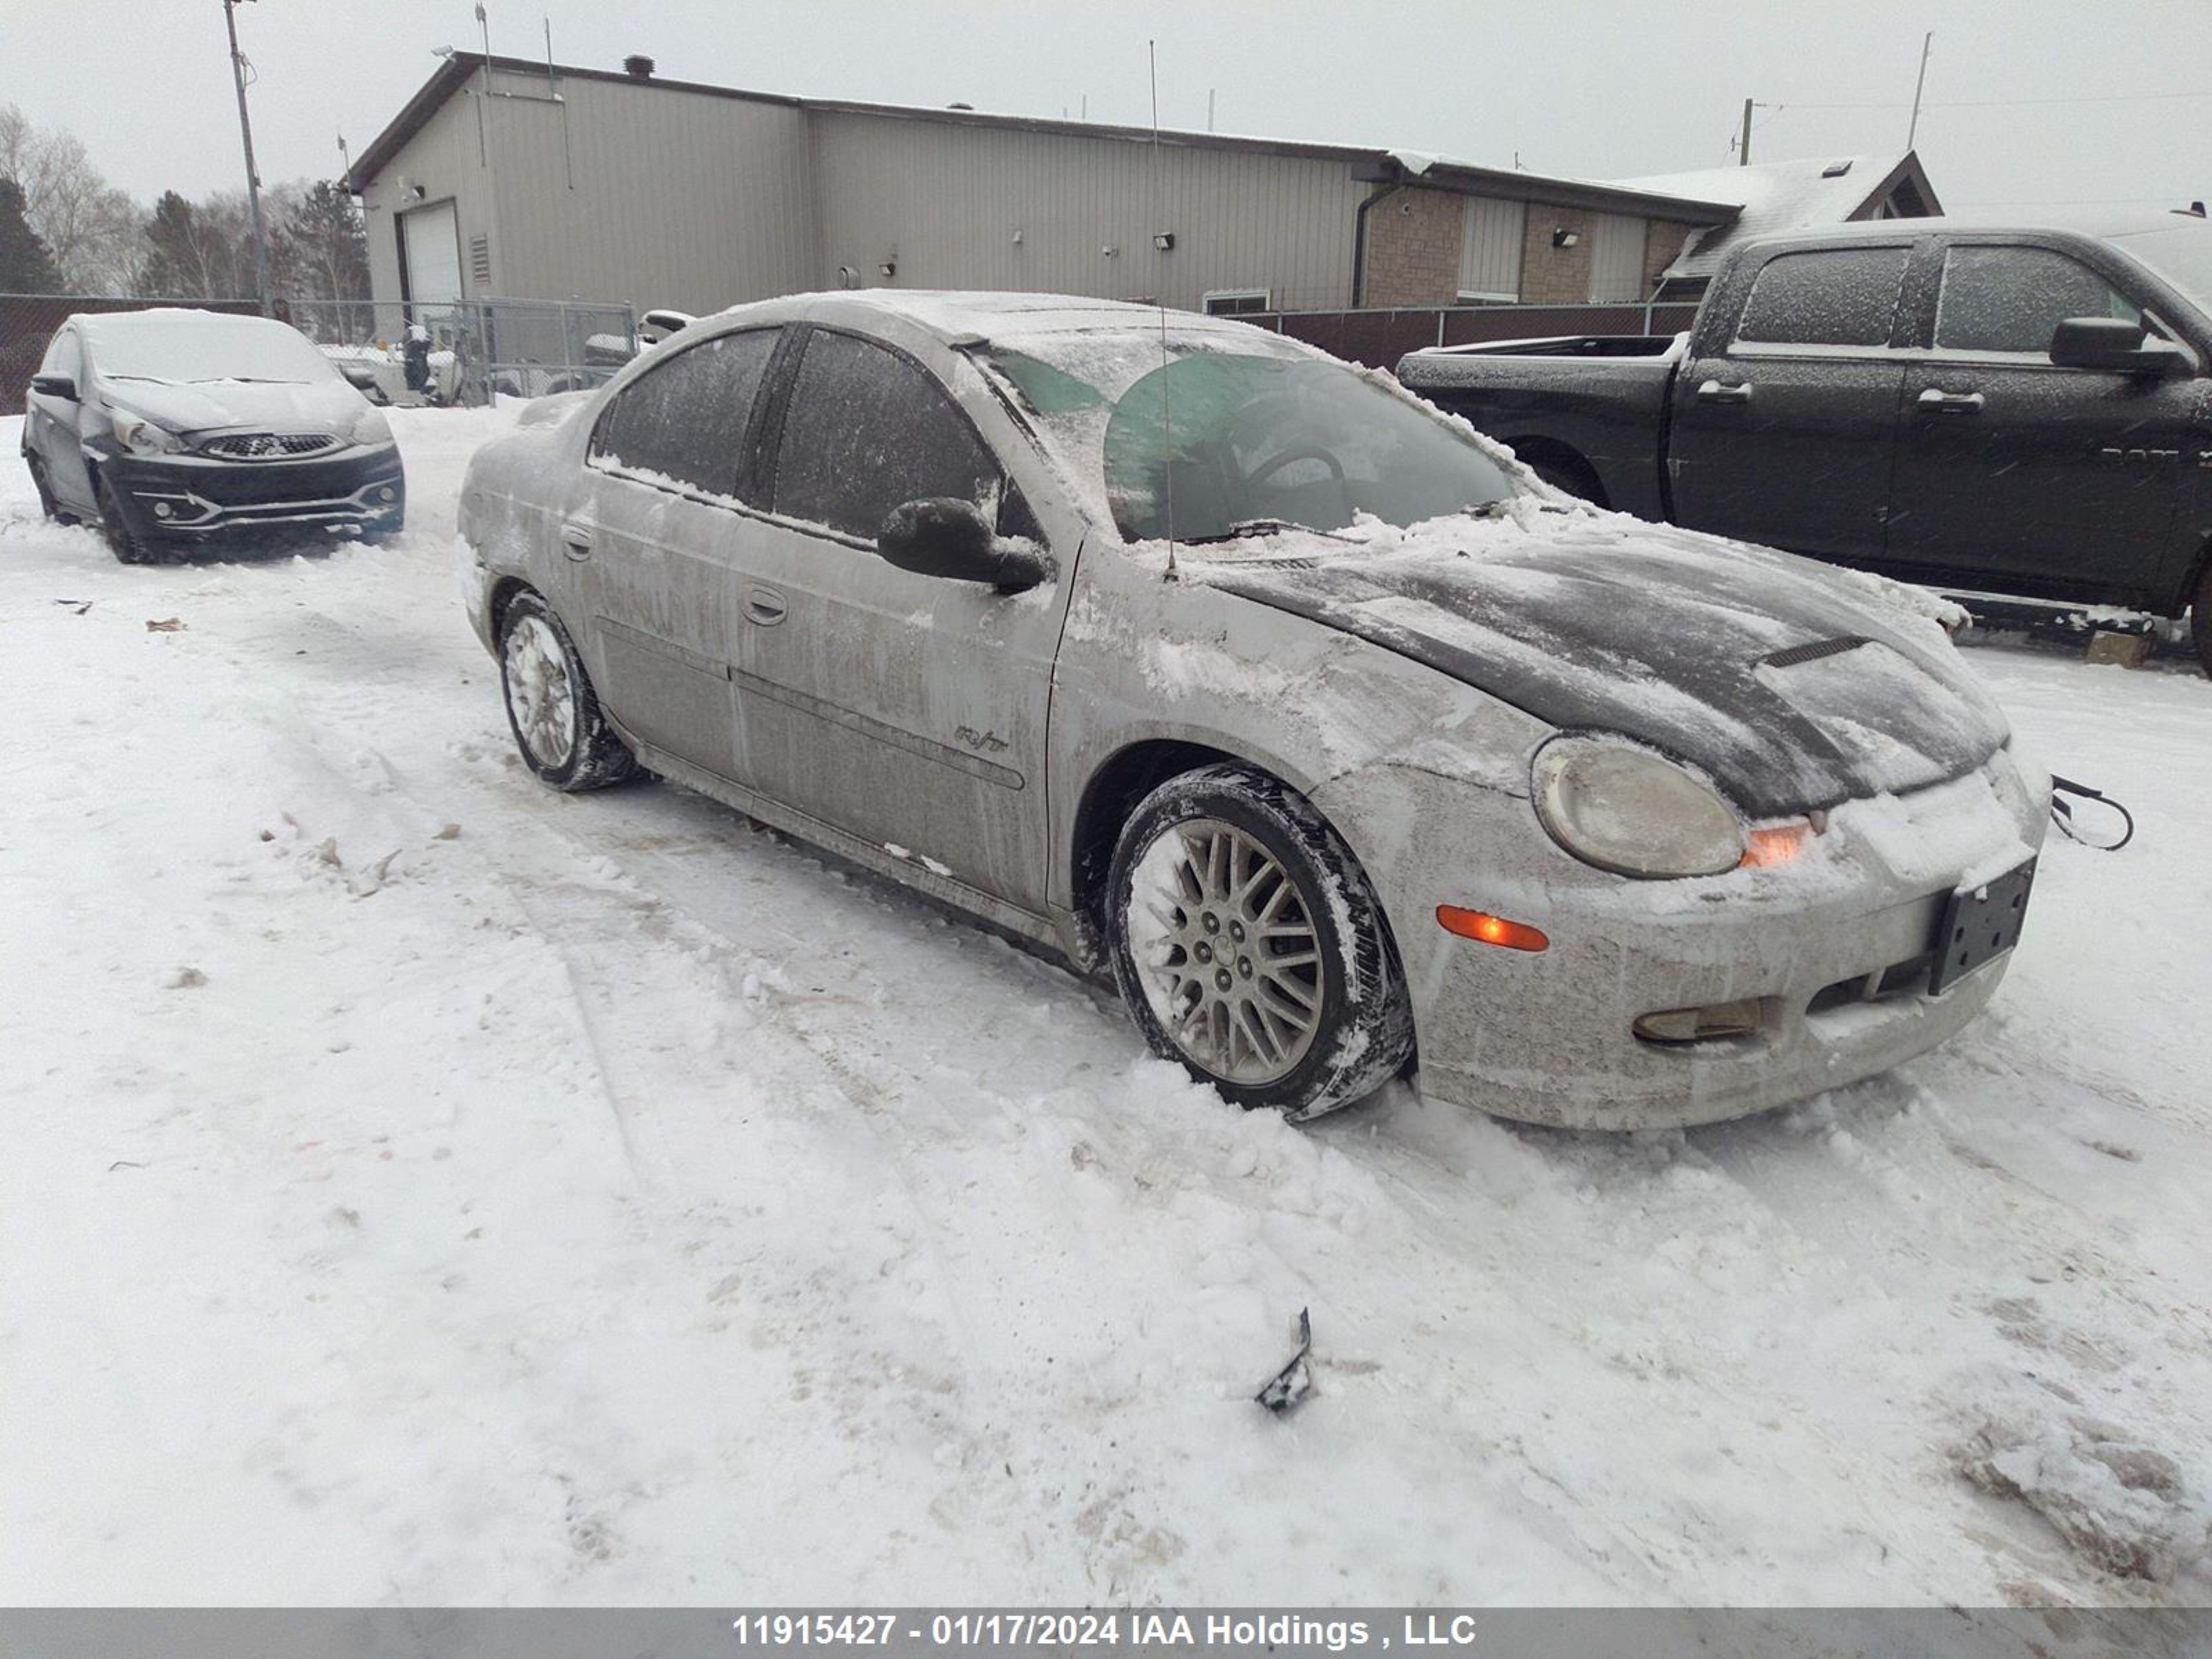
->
[[2048, 316, 2185, 375]]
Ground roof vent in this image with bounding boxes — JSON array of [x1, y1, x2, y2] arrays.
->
[[623, 55, 655, 79], [1820, 159, 1853, 178]]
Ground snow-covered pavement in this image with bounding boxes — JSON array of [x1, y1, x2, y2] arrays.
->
[[4, 407, 2209, 1606]]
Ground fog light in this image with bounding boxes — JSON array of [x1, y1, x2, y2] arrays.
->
[[1633, 998, 1763, 1044], [1436, 906, 1548, 952], [376, 486, 396, 503], [152, 501, 173, 518]]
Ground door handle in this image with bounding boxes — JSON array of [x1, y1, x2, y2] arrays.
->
[[1916, 388, 1985, 415], [744, 586, 787, 626], [1696, 379, 1752, 405], [558, 521, 594, 559]]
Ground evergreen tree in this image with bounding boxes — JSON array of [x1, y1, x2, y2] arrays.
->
[[274, 179, 368, 303], [140, 190, 210, 297], [0, 175, 62, 291]]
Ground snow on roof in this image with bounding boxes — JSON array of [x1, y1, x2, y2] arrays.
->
[[1609, 154, 1929, 281]]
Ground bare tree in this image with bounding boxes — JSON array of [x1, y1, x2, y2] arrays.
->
[[0, 105, 144, 293]]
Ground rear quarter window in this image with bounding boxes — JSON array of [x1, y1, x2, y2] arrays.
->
[[1735, 247, 1911, 348]]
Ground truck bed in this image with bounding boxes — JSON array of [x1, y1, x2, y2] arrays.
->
[[1395, 335, 1685, 518]]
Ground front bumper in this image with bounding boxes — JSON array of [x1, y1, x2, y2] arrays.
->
[[98, 443, 405, 544], [1316, 752, 2050, 1131]]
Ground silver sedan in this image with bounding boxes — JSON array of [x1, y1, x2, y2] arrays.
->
[[458, 292, 2047, 1129]]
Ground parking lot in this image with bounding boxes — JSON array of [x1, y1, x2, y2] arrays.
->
[[3, 405, 2209, 1605]]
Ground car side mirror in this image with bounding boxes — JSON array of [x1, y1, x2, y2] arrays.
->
[[877, 498, 1052, 591], [30, 373, 77, 401], [337, 363, 380, 392], [2048, 316, 2186, 375]]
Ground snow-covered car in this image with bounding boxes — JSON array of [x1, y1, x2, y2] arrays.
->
[[320, 339, 462, 407], [456, 292, 2049, 1130], [22, 309, 404, 561]]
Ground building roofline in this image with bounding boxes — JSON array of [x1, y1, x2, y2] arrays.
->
[[349, 53, 1743, 223]]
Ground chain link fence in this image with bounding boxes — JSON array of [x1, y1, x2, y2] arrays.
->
[[2, 293, 636, 416]]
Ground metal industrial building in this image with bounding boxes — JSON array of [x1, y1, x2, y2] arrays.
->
[[349, 52, 1938, 321]]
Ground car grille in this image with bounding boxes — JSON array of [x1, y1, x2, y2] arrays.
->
[[201, 431, 343, 461]]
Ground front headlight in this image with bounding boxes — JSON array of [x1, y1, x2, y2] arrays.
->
[[351, 406, 393, 447], [1533, 736, 1745, 879], [112, 411, 184, 456]]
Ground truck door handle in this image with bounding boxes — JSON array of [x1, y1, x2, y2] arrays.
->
[[744, 586, 787, 626], [559, 521, 594, 559], [1916, 388, 1985, 415], [1696, 379, 1752, 405]]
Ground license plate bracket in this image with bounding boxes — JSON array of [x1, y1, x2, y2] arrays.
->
[[1929, 857, 2036, 995]]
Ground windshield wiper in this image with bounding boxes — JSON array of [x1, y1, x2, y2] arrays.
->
[[1187, 518, 1356, 545]]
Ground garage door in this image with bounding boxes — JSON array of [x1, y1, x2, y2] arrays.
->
[[400, 202, 464, 305]]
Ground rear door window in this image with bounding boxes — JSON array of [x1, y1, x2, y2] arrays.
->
[[1934, 245, 2141, 355], [588, 328, 779, 498], [769, 330, 1001, 541], [1734, 247, 1911, 348]]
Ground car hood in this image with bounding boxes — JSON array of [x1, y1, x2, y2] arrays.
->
[[1191, 511, 2009, 818], [102, 375, 365, 436]]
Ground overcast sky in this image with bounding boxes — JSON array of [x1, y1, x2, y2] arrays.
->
[[5, 0, 2206, 214]]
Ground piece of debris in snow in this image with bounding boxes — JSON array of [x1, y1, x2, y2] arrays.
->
[[433, 822, 462, 841], [1255, 1307, 1314, 1415], [145, 617, 186, 632], [164, 966, 208, 990], [53, 598, 91, 614]]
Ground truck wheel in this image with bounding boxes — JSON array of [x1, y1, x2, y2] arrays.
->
[[1106, 763, 1413, 1122], [498, 590, 637, 791], [2192, 564, 2212, 679], [1528, 456, 1606, 507]]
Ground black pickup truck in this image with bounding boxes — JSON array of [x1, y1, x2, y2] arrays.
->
[[1396, 215, 2212, 673]]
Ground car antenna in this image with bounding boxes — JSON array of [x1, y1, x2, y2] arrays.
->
[[1149, 38, 1179, 583]]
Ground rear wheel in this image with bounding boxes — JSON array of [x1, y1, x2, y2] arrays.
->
[[2192, 564, 2212, 679], [1526, 454, 1605, 505], [498, 590, 637, 791], [1106, 763, 1413, 1122], [95, 476, 153, 563]]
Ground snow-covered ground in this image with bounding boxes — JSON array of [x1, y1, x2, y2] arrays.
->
[[4, 407, 2209, 1606]]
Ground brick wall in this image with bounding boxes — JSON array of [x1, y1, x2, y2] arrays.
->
[[1517, 209, 1596, 305], [1361, 187, 1468, 308]]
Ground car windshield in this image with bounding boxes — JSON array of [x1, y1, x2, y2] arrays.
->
[[984, 333, 1518, 544], [84, 312, 340, 386], [2103, 218, 2212, 312]]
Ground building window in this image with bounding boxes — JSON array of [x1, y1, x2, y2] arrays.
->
[[1456, 197, 1525, 303], [1201, 289, 1271, 316], [1587, 213, 1647, 303]]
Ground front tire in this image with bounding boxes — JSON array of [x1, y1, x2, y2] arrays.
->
[[1106, 763, 1413, 1121], [498, 590, 637, 791], [27, 455, 71, 523], [95, 476, 153, 563]]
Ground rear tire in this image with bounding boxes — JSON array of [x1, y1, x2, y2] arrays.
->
[[2192, 564, 2212, 679], [498, 590, 637, 791], [95, 476, 154, 563], [1106, 762, 1413, 1122]]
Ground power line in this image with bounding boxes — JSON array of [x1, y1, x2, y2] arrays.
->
[[1776, 88, 2212, 111]]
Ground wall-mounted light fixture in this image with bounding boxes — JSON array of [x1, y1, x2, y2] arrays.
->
[[879, 261, 897, 279], [1011, 228, 1024, 245], [1152, 232, 1175, 252], [837, 265, 859, 288], [1101, 245, 1119, 258], [1551, 227, 1581, 249]]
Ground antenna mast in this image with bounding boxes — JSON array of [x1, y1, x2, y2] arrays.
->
[[1150, 39, 1178, 583]]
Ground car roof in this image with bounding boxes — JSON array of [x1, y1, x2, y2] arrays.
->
[[707, 288, 1273, 348]]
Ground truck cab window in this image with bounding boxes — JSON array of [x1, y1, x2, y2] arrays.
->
[[1935, 245, 2141, 356], [1735, 247, 1910, 348]]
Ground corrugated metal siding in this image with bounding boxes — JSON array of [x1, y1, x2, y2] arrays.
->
[[1457, 196, 1526, 299], [810, 111, 1367, 312], [1586, 212, 1646, 302], [362, 91, 497, 306], [482, 71, 818, 310]]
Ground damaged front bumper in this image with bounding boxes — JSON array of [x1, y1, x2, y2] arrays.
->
[[1317, 751, 2050, 1132], [98, 443, 406, 545]]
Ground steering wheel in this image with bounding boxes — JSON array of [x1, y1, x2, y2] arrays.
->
[[1245, 445, 1346, 489]]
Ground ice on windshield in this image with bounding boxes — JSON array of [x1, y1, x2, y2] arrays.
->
[[980, 330, 1517, 543], [79, 308, 341, 386]]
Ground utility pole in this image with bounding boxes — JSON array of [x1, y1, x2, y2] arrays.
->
[[223, 0, 273, 314], [1906, 31, 1933, 150], [1738, 97, 1754, 167]]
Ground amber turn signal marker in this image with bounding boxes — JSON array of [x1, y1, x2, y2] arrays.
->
[[1741, 823, 1810, 868], [1436, 906, 1549, 952]]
